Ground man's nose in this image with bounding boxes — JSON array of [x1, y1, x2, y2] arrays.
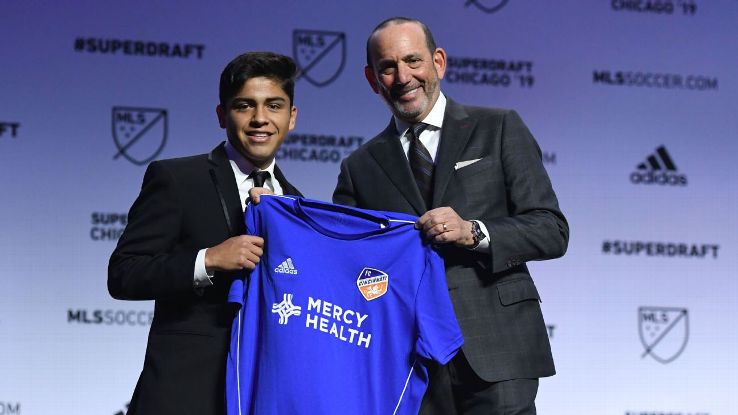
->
[[250, 106, 267, 124], [395, 64, 412, 85]]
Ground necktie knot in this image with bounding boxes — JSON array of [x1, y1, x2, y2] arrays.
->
[[408, 123, 428, 141], [249, 170, 271, 188]]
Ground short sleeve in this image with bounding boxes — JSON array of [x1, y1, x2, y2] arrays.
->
[[414, 248, 464, 364]]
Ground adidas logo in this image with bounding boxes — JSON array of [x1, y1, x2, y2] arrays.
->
[[274, 257, 298, 275], [630, 146, 687, 186]]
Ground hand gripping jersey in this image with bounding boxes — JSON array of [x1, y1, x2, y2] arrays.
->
[[226, 196, 463, 415]]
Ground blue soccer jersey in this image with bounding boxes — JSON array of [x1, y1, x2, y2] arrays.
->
[[226, 195, 463, 415]]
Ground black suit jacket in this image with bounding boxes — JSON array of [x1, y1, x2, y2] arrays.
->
[[109, 142, 301, 414], [333, 99, 568, 382]]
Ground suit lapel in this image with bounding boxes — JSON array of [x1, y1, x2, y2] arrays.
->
[[432, 99, 477, 208], [368, 120, 426, 215], [208, 143, 244, 236]]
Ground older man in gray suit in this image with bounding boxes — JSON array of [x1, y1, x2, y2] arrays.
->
[[333, 17, 569, 414]]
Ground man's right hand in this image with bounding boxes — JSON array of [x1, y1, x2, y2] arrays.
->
[[204, 235, 264, 271]]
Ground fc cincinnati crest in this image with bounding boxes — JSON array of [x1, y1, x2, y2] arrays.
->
[[112, 106, 168, 166], [465, 0, 509, 14], [293, 29, 346, 87], [357, 267, 388, 301], [638, 306, 689, 364]]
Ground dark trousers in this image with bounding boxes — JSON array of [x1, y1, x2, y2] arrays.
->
[[419, 351, 539, 415]]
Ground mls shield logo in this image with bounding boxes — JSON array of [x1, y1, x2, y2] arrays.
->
[[293, 30, 346, 87], [112, 107, 168, 166], [357, 267, 388, 301], [465, 0, 509, 13], [638, 306, 689, 364]]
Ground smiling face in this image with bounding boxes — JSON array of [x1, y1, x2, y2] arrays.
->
[[365, 21, 446, 123], [217, 76, 297, 168]]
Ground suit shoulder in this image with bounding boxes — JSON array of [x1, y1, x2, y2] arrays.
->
[[341, 132, 384, 164], [153, 152, 209, 168], [147, 152, 210, 174], [461, 104, 516, 120]]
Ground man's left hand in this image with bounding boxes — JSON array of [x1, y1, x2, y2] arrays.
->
[[248, 187, 274, 204], [416, 207, 476, 248]]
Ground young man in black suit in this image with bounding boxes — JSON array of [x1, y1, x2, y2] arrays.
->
[[333, 18, 569, 414], [109, 51, 302, 414]]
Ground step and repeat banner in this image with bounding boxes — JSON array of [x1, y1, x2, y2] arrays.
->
[[1, 1, 736, 414]]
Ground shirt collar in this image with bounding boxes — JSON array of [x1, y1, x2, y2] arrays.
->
[[223, 140, 277, 183], [394, 91, 447, 136]]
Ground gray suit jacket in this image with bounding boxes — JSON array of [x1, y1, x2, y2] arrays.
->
[[333, 99, 568, 382]]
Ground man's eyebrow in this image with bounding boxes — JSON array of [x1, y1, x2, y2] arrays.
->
[[376, 59, 396, 68], [230, 96, 287, 102]]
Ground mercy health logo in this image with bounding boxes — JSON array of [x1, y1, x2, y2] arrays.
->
[[630, 146, 687, 186], [274, 257, 298, 275], [602, 240, 719, 259], [0, 122, 20, 138], [272, 293, 302, 324], [112, 107, 168, 166], [594, 70, 717, 91], [272, 294, 373, 349], [0, 402, 21, 415], [90, 212, 127, 241], [277, 133, 364, 163], [446, 56, 534, 88], [611, 0, 698, 16], [465, 0, 509, 14], [639, 307, 689, 364], [74, 37, 205, 59], [293, 30, 346, 87], [68, 309, 153, 326]]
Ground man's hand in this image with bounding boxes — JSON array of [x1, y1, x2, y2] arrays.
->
[[248, 187, 274, 204], [205, 235, 264, 271], [416, 207, 476, 248]]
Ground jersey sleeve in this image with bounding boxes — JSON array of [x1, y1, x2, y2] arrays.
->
[[414, 248, 464, 364]]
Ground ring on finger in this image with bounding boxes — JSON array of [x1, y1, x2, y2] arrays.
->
[[442, 223, 448, 232]]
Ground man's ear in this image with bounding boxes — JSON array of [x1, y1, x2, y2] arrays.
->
[[364, 66, 380, 94], [288, 105, 297, 131], [216, 104, 226, 128], [433, 47, 447, 80]]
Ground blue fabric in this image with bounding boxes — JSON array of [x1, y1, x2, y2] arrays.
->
[[226, 195, 463, 415]]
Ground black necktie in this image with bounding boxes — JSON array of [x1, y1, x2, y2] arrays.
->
[[407, 123, 433, 209], [249, 170, 271, 188]]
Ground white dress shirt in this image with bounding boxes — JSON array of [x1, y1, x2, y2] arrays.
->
[[193, 141, 283, 287], [394, 92, 490, 251]]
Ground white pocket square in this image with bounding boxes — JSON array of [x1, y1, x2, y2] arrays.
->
[[454, 158, 482, 170]]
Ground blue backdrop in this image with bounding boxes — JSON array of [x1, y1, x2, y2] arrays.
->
[[1, 1, 736, 414]]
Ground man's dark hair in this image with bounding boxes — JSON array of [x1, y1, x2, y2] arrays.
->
[[365, 17, 437, 67], [219, 51, 298, 107]]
